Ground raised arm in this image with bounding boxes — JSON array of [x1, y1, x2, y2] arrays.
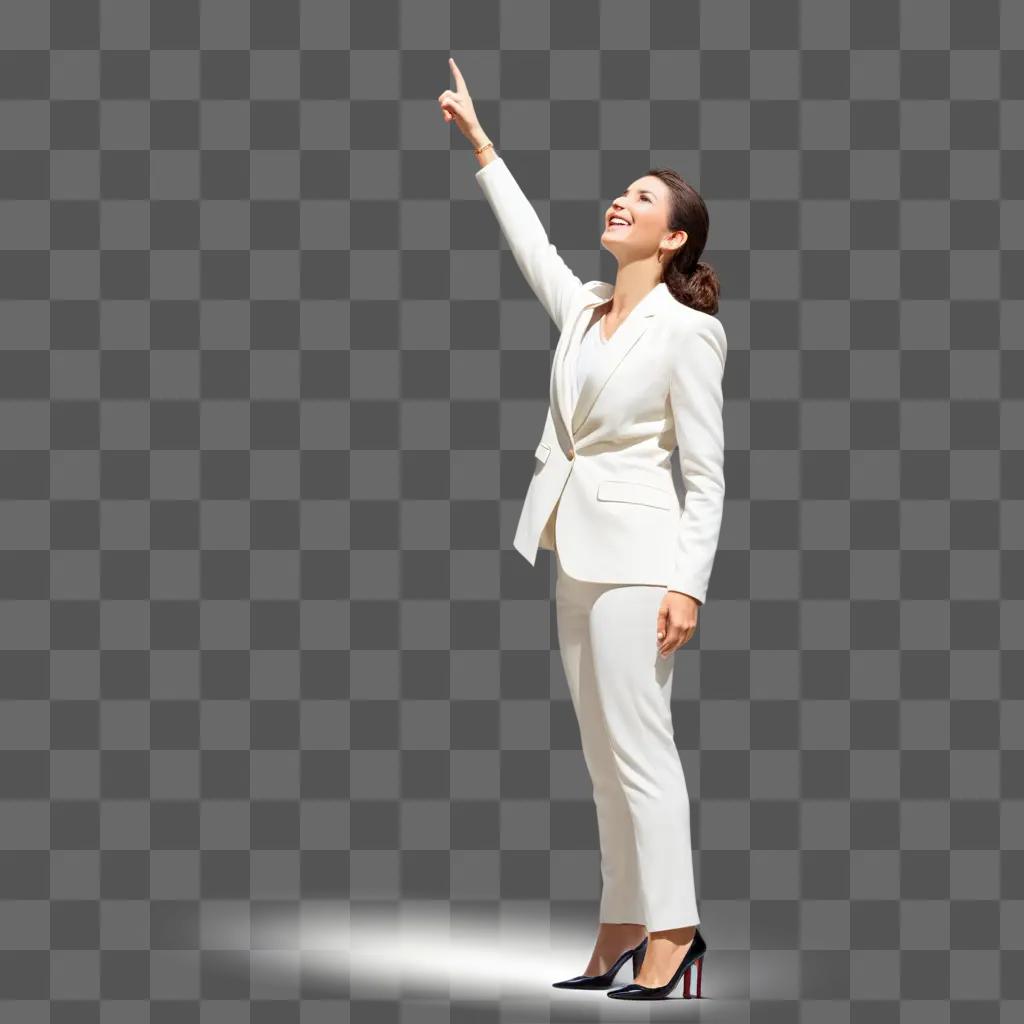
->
[[472, 156, 584, 332], [439, 57, 583, 332]]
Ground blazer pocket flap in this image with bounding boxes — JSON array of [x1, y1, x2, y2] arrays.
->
[[597, 479, 675, 510], [534, 441, 551, 464]]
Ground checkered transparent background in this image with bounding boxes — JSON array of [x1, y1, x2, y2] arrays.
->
[[1, 0, 1022, 1021]]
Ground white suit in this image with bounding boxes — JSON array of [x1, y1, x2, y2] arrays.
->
[[474, 155, 727, 605], [475, 154, 722, 933]]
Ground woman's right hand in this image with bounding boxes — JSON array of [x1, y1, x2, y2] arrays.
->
[[438, 57, 485, 145]]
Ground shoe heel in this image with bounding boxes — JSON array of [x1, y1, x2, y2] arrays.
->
[[629, 935, 648, 977], [682, 955, 703, 998]]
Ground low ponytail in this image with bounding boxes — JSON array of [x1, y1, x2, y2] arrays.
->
[[647, 168, 721, 316], [663, 256, 720, 317]]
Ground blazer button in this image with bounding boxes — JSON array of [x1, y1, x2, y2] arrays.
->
[[567, 448, 575, 459]]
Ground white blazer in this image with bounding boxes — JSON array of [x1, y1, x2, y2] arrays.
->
[[475, 155, 727, 605]]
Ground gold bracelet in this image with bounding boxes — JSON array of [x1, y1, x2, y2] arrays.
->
[[474, 139, 494, 156]]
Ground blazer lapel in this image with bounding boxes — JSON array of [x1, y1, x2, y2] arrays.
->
[[550, 282, 612, 443], [561, 281, 672, 437]]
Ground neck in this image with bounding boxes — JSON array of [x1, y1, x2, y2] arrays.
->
[[605, 260, 662, 318]]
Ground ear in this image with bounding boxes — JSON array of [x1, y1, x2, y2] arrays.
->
[[663, 227, 687, 252]]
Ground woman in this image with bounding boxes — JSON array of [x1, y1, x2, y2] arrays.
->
[[439, 57, 724, 1001]]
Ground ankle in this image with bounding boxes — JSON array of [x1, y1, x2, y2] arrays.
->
[[648, 924, 696, 945], [598, 922, 647, 942]]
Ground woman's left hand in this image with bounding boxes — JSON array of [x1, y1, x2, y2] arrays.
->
[[657, 590, 700, 657]]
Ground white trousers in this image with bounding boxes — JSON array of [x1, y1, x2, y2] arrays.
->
[[554, 543, 700, 933]]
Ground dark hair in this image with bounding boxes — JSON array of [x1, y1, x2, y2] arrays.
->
[[644, 167, 720, 316]]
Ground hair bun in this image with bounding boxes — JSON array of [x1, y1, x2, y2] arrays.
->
[[665, 258, 720, 316]]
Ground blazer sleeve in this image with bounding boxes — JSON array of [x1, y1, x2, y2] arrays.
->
[[666, 319, 727, 606], [474, 156, 583, 332]]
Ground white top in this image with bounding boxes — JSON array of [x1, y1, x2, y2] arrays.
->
[[571, 314, 607, 410]]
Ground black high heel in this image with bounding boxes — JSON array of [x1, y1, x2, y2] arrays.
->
[[606, 927, 706, 1000], [552, 935, 648, 990]]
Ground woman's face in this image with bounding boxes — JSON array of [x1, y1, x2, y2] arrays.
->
[[601, 175, 686, 261]]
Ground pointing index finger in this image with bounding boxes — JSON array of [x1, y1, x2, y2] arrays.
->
[[449, 56, 466, 93]]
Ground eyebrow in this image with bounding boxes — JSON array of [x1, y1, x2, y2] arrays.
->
[[624, 187, 657, 199]]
